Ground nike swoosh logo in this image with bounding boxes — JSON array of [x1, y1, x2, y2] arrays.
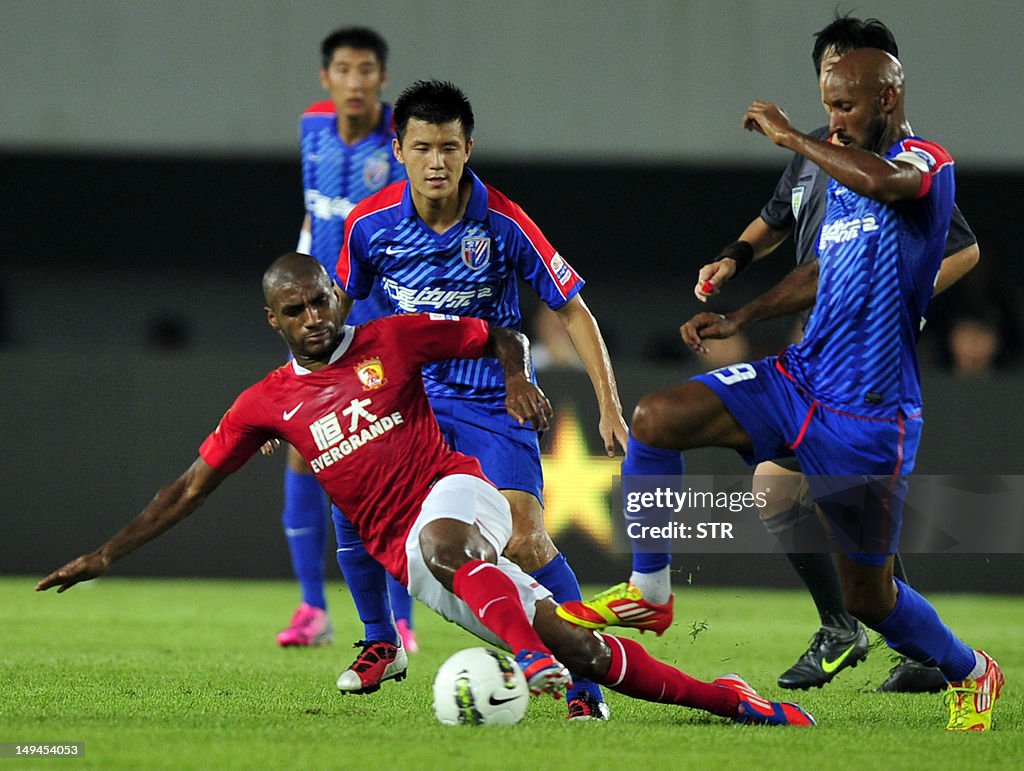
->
[[283, 402, 304, 421], [489, 694, 521, 706], [478, 595, 507, 619], [385, 245, 412, 255], [822, 641, 860, 673]]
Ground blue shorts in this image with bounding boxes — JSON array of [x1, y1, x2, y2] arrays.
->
[[428, 395, 544, 503], [693, 357, 922, 565]]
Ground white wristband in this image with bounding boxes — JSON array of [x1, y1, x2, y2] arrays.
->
[[297, 229, 312, 254]]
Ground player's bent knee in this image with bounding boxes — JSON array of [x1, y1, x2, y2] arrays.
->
[[630, 396, 667, 446], [419, 520, 497, 590], [503, 531, 556, 573]]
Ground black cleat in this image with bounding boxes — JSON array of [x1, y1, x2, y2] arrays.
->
[[778, 625, 870, 690], [877, 656, 948, 693]]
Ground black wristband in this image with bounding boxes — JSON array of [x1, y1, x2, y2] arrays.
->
[[721, 241, 754, 276]]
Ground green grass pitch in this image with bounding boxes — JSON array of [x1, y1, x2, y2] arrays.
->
[[2, 577, 1021, 770]]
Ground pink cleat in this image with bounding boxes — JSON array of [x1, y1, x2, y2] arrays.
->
[[276, 603, 334, 647], [514, 649, 572, 699], [396, 619, 419, 654], [713, 674, 816, 727]]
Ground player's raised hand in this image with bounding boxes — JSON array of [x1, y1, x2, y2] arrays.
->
[[680, 312, 741, 355], [694, 258, 738, 302], [743, 100, 793, 146], [36, 552, 110, 593], [505, 378, 552, 432]]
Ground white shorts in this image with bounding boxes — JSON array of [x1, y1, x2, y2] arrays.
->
[[405, 474, 553, 648]]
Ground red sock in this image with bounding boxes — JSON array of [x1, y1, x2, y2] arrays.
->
[[598, 633, 739, 718], [452, 560, 550, 654]]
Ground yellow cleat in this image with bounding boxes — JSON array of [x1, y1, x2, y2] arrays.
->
[[944, 650, 1004, 731], [556, 582, 673, 636]]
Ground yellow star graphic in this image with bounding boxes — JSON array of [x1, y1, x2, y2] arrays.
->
[[540, 403, 620, 549]]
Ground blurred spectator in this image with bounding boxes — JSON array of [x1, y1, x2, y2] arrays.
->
[[926, 241, 1022, 372], [947, 312, 1004, 375]]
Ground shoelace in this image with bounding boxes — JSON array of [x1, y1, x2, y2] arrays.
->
[[796, 630, 829, 660], [592, 582, 635, 603], [943, 686, 974, 727], [568, 697, 596, 718], [351, 641, 390, 672]]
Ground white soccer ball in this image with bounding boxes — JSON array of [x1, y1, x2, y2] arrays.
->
[[432, 647, 530, 726]]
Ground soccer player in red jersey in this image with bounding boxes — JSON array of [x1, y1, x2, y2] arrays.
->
[[37, 253, 813, 727]]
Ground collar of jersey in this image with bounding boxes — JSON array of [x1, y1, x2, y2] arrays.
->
[[290, 326, 354, 375], [399, 167, 488, 222]]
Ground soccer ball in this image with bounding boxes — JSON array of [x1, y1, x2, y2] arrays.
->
[[432, 647, 530, 726]]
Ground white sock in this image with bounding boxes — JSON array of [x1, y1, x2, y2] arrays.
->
[[966, 650, 987, 681], [629, 566, 672, 605]]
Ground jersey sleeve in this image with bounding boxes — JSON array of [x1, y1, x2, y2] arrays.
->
[[760, 152, 802, 230], [336, 207, 375, 301], [198, 387, 274, 474], [487, 187, 584, 310], [890, 138, 956, 244], [760, 126, 830, 230], [945, 203, 977, 257], [892, 138, 954, 201], [374, 313, 490, 366]]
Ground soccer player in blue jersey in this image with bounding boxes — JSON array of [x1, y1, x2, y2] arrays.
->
[[561, 49, 1004, 731], [687, 16, 978, 694], [333, 80, 629, 719], [278, 27, 418, 654]]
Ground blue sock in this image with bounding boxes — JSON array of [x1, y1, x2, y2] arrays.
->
[[871, 577, 975, 681], [622, 435, 683, 574], [387, 573, 413, 627], [332, 505, 398, 645], [282, 468, 327, 609], [531, 553, 603, 704]]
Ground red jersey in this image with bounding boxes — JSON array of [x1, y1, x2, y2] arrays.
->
[[199, 314, 490, 579]]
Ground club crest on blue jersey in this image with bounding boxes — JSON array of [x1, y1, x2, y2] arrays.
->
[[461, 236, 491, 271], [363, 150, 392, 192]]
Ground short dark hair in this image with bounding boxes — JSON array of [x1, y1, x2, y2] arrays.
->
[[320, 27, 388, 70], [393, 80, 475, 145], [811, 15, 899, 74]]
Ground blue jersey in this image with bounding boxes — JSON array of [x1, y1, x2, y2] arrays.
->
[[299, 100, 405, 324], [337, 169, 584, 401], [781, 137, 956, 417]]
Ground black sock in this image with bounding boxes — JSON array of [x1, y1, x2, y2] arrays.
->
[[785, 552, 858, 631]]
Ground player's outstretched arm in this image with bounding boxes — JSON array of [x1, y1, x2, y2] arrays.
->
[[36, 458, 229, 593], [695, 218, 790, 302], [681, 260, 819, 354], [486, 327, 553, 433], [553, 295, 628, 455]]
